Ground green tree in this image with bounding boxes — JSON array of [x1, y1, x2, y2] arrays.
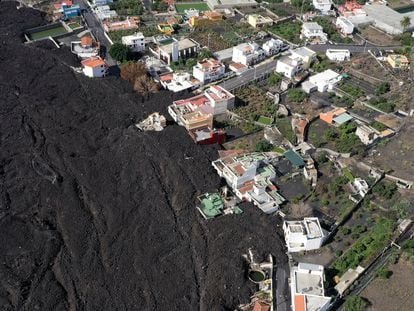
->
[[152, 0, 168, 11], [373, 181, 397, 200], [197, 48, 213, 60], [268, 73, 282, 86], [111, 0, 144, 15], [375, 82, 390, 96], [392, 200, 410, 218], [287, 88, 308, 102], [109, 43, 131, 62], [401, 16, 411, 31], [377, 267, 392, 279], [255, 139, 273, 152], [344, 296, 367, 311]]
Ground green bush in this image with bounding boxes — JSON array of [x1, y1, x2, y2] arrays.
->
[[333, 217, 395, 275], [111, 0, 144, 15], [340, 226, 351, 235], [344, 296, 368, 311], [377, 267, 392, 279], [372, 181, 397, 200], [268, 73, 282, 86], [255, 140, 273, 152], [367, 97, 395, 113], [109, 43, 131, 62], [375, 82, 390, 96], [287, 88, 308, 103], [402, 240, 414, 263], [340, 82, 365, 98], [270, 21, 302, 44]]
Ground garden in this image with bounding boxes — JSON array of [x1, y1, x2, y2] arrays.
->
[[268, 20, 302, 44], [307, 120, 365, 155], [332, 217, 396, 275]]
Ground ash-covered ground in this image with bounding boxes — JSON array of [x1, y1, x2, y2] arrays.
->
[[0, 2, 287, 310]]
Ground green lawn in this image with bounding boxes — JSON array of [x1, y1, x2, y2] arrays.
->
[[269, 21, 302, 44], [30, 26, 68, 40], [175, 2, 210, 13], [68, 22, 81, 30], [257, 116, 274, 126]]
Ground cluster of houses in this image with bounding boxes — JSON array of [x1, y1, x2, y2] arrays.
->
[[167, 85, 234, 144], [152, 37, 286, 92]]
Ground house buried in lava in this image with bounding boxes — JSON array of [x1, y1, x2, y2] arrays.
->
[[168, 85, 234, 144], [212, 150, 285, 214]]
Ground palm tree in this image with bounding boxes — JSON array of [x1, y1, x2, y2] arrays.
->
[[400, 16, 411, 32]]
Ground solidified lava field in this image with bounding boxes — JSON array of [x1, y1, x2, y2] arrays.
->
[[0, 2, 287, 310]]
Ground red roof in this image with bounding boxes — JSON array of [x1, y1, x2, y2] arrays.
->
[[160, 73, 173, 82], [229, 62, 247, 70], [81, 57, 107, 68], [295, 295, 306, 311], [81, 36, 93, 47], [54, 1, 73, 9], [253, 301, 271, 311], [174, 94, 210, 107]]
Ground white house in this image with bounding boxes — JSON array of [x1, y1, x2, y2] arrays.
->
[[283, 218, 325, 252], [301, 22, 328, 44], [353, 178, 369, 197], [122, 32, 145, 52], [159, 72, 199, 93], [290, 263, 331, 311], [93, 0, 113, 6], [356, 124, 378, 145], [303, 69, 342, 93], [262, 38, 284, 56], [94, 5, 117, 20], [81, 57, 108, 78], [291, 47, 317, 69], [275, 47, 316, 79], [232, 42, 266, 66], [336, 16, 354, 35], [192, 58, 225, 84], [211, 151, 286, 214], [276, 56, 304, 79], [313, 0, 332, 14], [326, 49, 351, 61]]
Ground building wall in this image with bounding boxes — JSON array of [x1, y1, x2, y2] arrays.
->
[[83, 64, 107, 78]]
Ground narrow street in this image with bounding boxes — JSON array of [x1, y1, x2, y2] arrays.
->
[[76, 0, 117, 66]]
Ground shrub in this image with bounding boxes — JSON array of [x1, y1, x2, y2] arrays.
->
[[344, 296, 368, 311], [287, 88, 308, 103], [255, 140, 273, 152], [268, 73, 282, 86], [372, 181, 397, 200], [109, 43, 131, 62], [375, 82, 390, 96], [340, 226, 351, 235], [377, 267, 392, 279], [368, 97, 395, 113]]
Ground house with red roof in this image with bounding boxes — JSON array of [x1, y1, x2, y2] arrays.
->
[[81, 57, 108, 78]]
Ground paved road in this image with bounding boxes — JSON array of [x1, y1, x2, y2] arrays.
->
[[309, 43, 403, 54], [219, 60, 278, 91], [275, 263, 290, 311], [76, 0, 117, 66]]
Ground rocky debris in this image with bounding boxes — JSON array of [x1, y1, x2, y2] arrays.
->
[[135, 112, 167, 131], [0, 2, 287, 310]]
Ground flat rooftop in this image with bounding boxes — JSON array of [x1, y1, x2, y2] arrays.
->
[[208, 0, 257, 6], [295, 270, 324, 296], [160, 38, 198, 53], [292, 47, 316, 58], [364, 4, 414, 33]]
